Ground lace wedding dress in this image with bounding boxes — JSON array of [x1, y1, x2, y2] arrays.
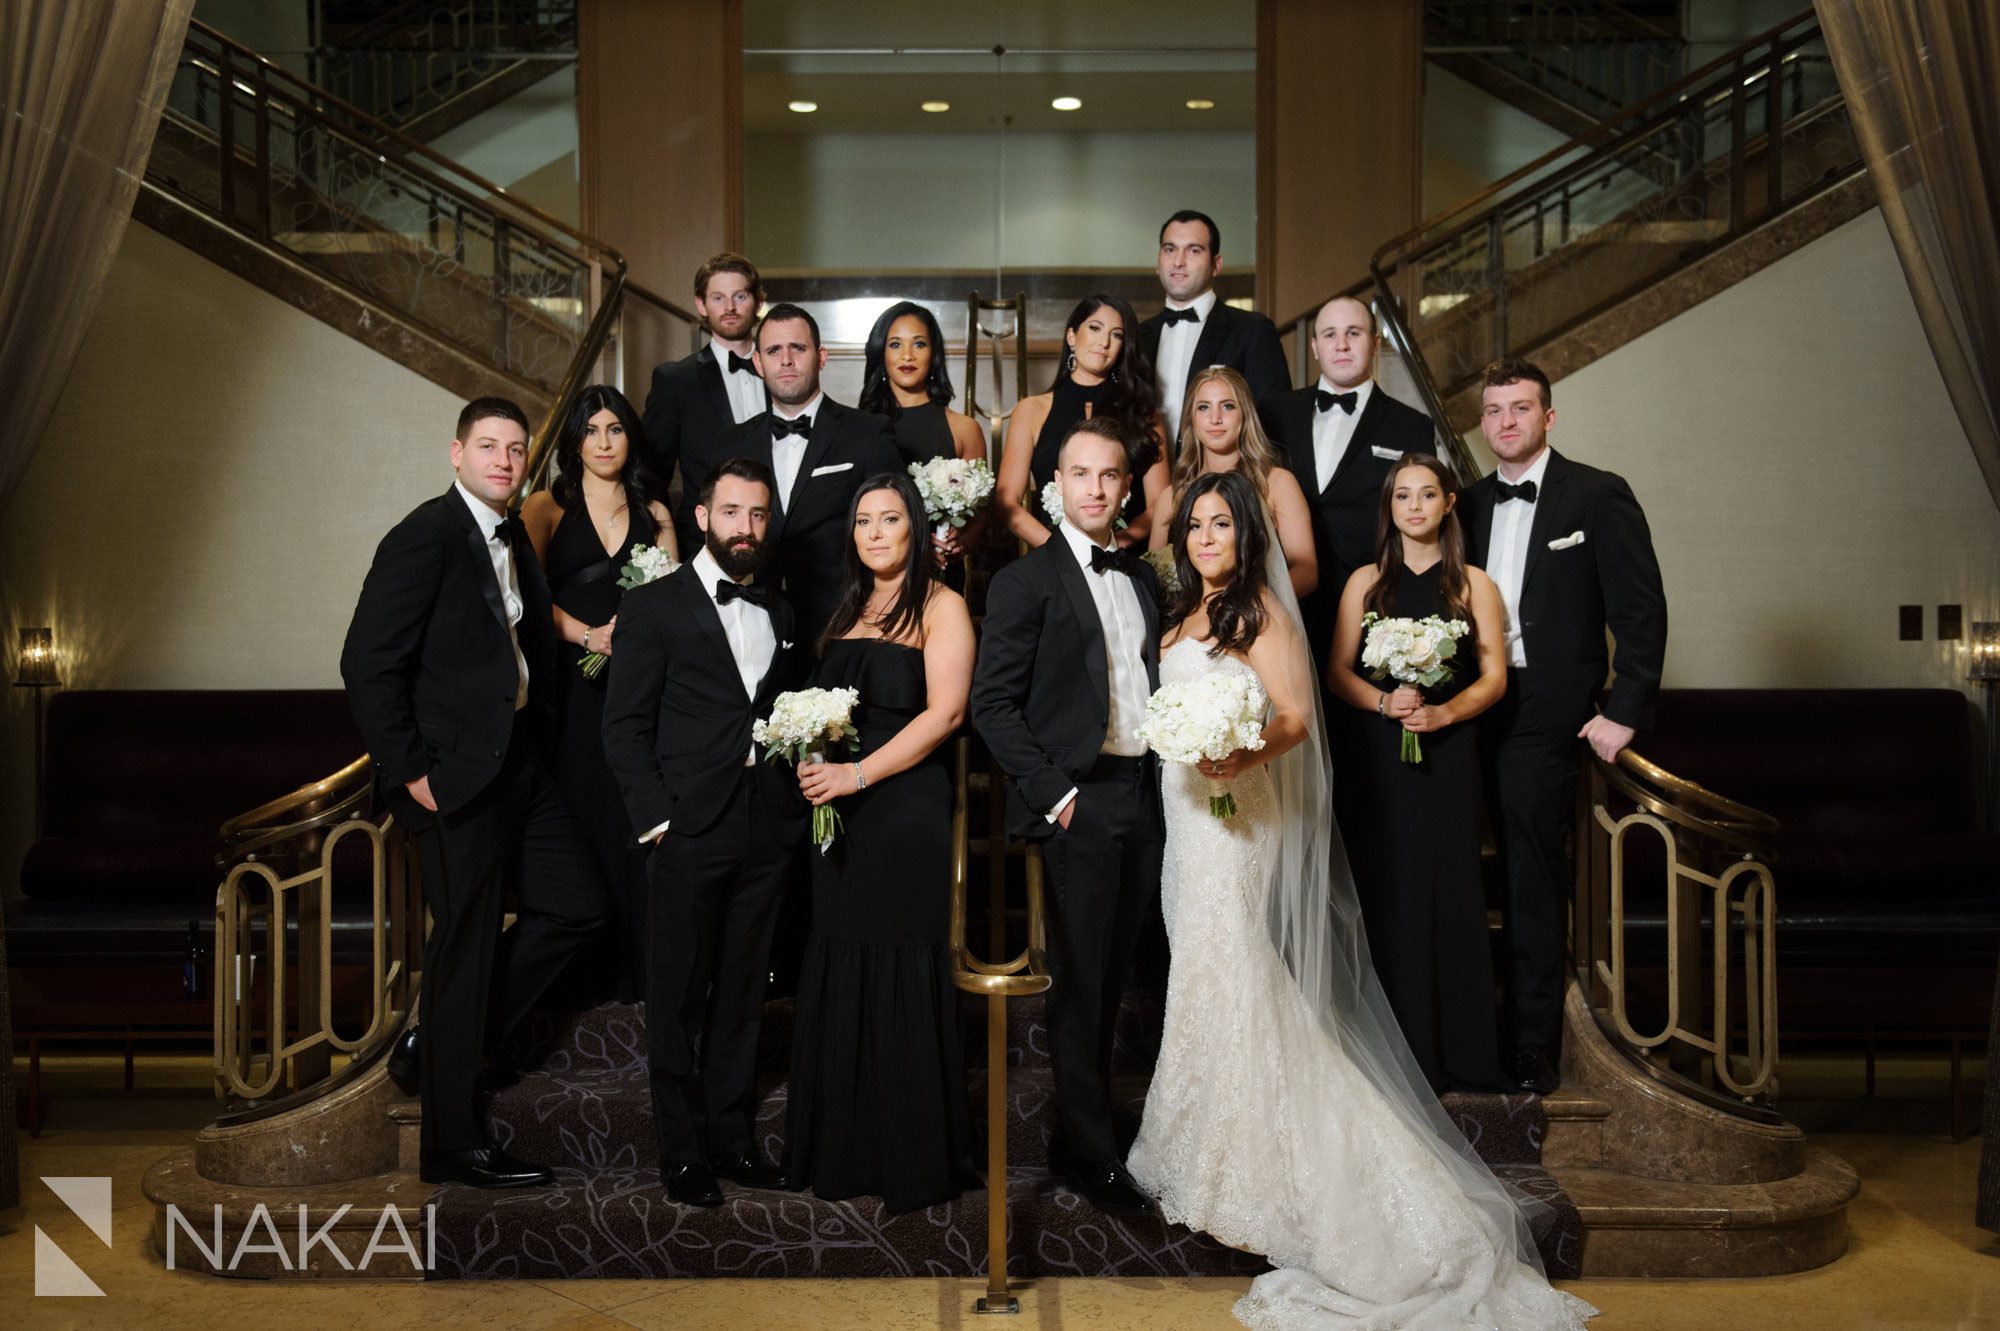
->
[[1126, 636, 1595, 1331]]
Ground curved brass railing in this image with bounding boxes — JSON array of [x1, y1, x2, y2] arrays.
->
[[1574, 745, 1781, 1116], [945, 735, 1051, 1314]]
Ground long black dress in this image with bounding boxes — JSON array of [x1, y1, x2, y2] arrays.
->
[[1029, 376, 1150, 531], [888, 400, 958, 466], [782, 637, 975, 1211], [545, 499, 657, 1003], [1345, 562, 1510, 1093]]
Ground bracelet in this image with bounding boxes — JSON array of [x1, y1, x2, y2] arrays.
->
[[852, 762, 867, 791], [582, 626, 597, 651], [1377, 691, 1388, 718]]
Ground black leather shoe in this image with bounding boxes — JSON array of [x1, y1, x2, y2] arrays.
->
[[666, 1161, 724, 1207], [710, 1151, 785, 1190], [1513, 1045, 1560, 1096], [420, 1146, 552, 1188], [386, 1028, 420, 1091], [1063, 1159, 1158, 1217]]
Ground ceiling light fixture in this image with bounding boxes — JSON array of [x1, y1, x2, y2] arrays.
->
[[1051, 96, 1082, 111], [921, 100, 950, 113], [788, 100, 818, 114], [1186, 98, 1216, 110]]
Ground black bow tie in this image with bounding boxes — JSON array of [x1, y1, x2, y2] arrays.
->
[[1316, 389, 1358, 415], [727, 351, 756, 376], [493, 513, 524, 545], [1160, 306, 1200, 327], [1089, 545, 1137, 576], [714, 579, 769, 607], [772, 414, 812, 440], [1495, 479, 1538, 503]]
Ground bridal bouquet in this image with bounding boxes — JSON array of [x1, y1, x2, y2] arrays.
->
[[753, 686, 861, 852], [1135, 671, 1268, 817], [579, 543, 678, 679], [1359, 612, 1469, 764], [1040, 479, 1129, 531], [908, 456, 995, 540]]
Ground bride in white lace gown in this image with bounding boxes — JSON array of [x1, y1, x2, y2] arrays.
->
[[1125, 471, 1594, 1331]]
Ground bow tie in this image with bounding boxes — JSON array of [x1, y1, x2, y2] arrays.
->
[[1495, 479, 1538, 503], [727, 351, 756, 376], [772, 414, 812, 440], [714, 579, 769, 607], [1316, 389, 1358, 415], [1089, 545, 1137, 576], [493, 513, 524, 545], [1160, 306, 1200, 327]]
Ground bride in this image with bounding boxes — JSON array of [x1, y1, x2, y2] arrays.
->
[[1125, 469, 1595, 1330]]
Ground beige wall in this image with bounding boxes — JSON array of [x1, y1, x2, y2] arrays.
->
[[0, 223, 463, 890]]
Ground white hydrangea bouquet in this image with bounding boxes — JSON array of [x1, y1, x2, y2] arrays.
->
[[1040, 478, 1129, 531], [1359, 612, 1470, 764], [1135, 671, 1268, 817], [753, 686, 861, 851], [579, 543, 678, 679], [908, 456, 995, 539]]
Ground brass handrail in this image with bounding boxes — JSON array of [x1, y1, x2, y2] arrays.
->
[[945, 735, 1051, 1314]]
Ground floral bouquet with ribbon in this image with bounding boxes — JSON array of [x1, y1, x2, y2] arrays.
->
[[908, 456, 995, 541], [1359, 611, 1469, 764], [579, 543, 678, 678], [1135, 671, 1268, 817], [753, 686, 861, 852]]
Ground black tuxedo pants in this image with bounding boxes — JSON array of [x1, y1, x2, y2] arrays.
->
[[1482, 674, 1580, 1055], [1038, 754, 1164, 1166], [646, 768, 792, 1169], [402, 713, 610, 1153]]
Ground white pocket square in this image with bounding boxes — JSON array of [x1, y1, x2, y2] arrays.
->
[[1547, 531, 1586, 550], [781, 640, 794, 650], [810, 462, 853, 477], [1370, 445, 1401, 460]]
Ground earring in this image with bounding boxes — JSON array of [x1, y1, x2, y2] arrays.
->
[[1064, 347, 1076, 373]]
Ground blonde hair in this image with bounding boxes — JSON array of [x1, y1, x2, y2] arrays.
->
[[1169, 365, 1281, 512]]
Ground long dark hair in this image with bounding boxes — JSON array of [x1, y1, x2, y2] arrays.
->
[[1166, 469, 1270, 657], [1051, 293, 1161, 468], [1365, 453, 1472, 623], [858, 301, 955, 420], [550, 384, 662, 543], [818, 471, 934, 653]]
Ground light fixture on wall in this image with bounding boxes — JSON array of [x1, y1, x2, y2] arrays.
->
[[15, 626, 60, 836], [1186, 98, 1216, 110], [921, 100, 950, 113], [1051, 96, 1082, 111], [788, 99, 819, 114], [1971, 621, 2000, 833]]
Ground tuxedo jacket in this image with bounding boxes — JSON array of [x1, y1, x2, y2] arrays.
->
[[1460, 449, 1668, 750], [712, 398, 900, 645], [642, 344, 756, 555], [599, 561, 808, 842], [1139, 300, 1291, 444], [340, 488, 557, 816], [970, 538, 1163, 838], [1261, 384, 1438, 655]]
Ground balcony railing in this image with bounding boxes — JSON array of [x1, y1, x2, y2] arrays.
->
[[312, 0, 577, 134]]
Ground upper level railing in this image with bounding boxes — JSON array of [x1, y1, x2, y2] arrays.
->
[[312, 0, 576, 134], [1425, 0, 1687, 126]]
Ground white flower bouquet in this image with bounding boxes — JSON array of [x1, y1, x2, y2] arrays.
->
[[1135, 670, 1268, 817], [580, 543, 678, 679], [753, 686, 861, 851], [1040, 478, 1130, 531], [1359, 612, 1470, 764], [908, 456, 995, 540]]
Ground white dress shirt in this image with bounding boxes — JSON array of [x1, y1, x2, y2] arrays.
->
[[1048, 522, 1152, 820], [768, 390, 823, 511], [1486, 446, 1553, 668], [1154, 288, 1217, 445], [718, 345, 765, 424], [1310, 376, 1374, 494], [453, 481, 529, 710]]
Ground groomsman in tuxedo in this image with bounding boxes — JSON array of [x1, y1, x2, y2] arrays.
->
[[1138, 209, 1289, 452], [1460, 358, 1668, 1094], [1259, 295, 1437, 658], [640, 252, 769, 555], [714, 301, 900, 648], [601, 458, 808, 1205], [341, 397, 609, 1188], [972, 419, 1164, 1217]]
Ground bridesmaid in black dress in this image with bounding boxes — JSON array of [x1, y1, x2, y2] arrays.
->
[[784, 470, 978, 1211], [995, 293, 1169, 550], [522, 384, 677, 1003], [1325, 453, 1513, 1093]]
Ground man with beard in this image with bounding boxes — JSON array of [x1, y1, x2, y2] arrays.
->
[[642, 252, 769, 555], [601, 458, 809, 1205]]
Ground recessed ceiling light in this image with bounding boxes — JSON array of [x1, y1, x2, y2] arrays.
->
[[921, 100, 950, 113], [1186, 98, 1216, 111], [788, 100, 818, 114], [1051, 96, 1082, 111]]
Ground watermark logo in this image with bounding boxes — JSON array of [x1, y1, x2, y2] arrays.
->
[[164, 1202, 436, 1274], [37, 1176, 111, 1297]]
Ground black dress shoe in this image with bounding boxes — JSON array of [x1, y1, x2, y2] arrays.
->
[[1513, 1045, 1560, 1096], [1063, 1159, 1158, 1218], [666, 1161, 724, 1207], [709, 1151, 785, 1190], [420, 1146, 552, 1188], [386, 1028, 420, 1091]]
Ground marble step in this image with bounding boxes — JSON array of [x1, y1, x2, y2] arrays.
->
[[1541, 1087, 1615, 1169]]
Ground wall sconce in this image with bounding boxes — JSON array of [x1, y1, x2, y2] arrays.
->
[[1970, 622, 2000, 683], [15, 626, 59, 836], [1972, 622, 2000, 834]]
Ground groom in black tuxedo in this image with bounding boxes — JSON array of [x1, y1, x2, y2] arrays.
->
[[340, 397, 609, 1188], [1460, 358, 1667, 1094], [601, 458, 808, 1206], [972, 419, 1164, 1217]]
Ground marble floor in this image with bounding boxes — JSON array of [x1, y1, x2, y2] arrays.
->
[[3, 1050, 1996, 1330]]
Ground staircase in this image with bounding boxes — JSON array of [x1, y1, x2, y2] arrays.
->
[[1425, 0, 1688, 140]]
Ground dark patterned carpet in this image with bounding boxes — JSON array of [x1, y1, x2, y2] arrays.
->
[[428, 997, 1582, 1280]]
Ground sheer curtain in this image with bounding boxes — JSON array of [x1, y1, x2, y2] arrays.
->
[[0, 0, 193, 515], [1818, 1, 2000, 514]]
